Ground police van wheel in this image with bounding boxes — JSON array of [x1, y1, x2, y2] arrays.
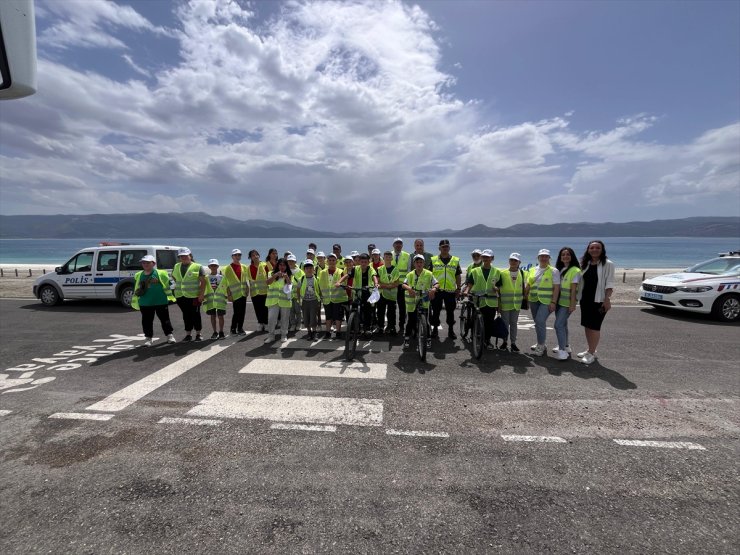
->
[[39, 285, 60, 306], [119, 285, 134, 309]]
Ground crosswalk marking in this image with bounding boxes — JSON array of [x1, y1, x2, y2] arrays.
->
[[187, 391, 384, 427], [266, 337, 391, 352], [502, 435, 567, 443], [158, 416, 222, 426], [0, 409, 12, 417], [613, 439, 706, 450], [239, 359, 387, 380], [271, 423, 336, 432], [386, 429, 449, 438], [49, 412, 114, 421]]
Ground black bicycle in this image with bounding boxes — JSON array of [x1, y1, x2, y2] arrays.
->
[[460, 292, 487, 359], [408, 289, 431, 362], [344, 286, 372, 361]]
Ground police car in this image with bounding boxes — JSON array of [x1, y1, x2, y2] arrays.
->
[[639, 252, 740, 322], [33, 244, 184, 308]]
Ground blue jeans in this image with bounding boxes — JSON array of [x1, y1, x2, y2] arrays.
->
[[530, 301, 552, 345], [554, 305, 571, 349]]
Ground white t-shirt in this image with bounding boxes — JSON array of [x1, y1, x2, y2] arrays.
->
[[533, 266, 560, 285], [209, 273, 223, 291]]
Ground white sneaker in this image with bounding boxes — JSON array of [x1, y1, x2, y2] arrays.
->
[[143, 338, 153, 347], [281, 335, 288, 342], [576, 349, 595, 358], [167, 334, 176, 344], [530, 343, 539, 351], [556, 348, 569, 361], [532, 344, 546, 356], [580, 352, 596, 365], [552, 345, 572, 354], [264, 335, 275, 344]]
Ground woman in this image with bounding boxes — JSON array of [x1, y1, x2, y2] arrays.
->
[[264, 258, 292, 343], [265, 248, 279, 272], [577, 240, 615, 365], [497, 252, 525, 352], [525, 249, 560, 356], [247, 250, 269, 331], [553, 247, 581, 360], [131, 254, 176, 346], [172, 248, 207, 342]]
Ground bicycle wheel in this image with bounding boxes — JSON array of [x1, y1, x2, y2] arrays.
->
[[345, 312, 359, 361], [417, 313, 427, 362], [458, 303, 468, 339], [472, 311, 485, 359]]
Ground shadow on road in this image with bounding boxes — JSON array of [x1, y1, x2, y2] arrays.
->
[[534, 356, 637, 390], [639, 306, 737, 326], [19, 300, 131, 314]]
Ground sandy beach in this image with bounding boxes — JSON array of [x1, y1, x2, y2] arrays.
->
[[0, 263, 683, 304]]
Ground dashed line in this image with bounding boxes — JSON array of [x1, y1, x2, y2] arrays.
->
[[270, 423, 337, 433], [158, 417, 222, 426], [0, 409, 12, 416], [613, 439, 706, 450], [502, 434, 567, 443], [49, 412, 114, 421], [386, 429, 449, 438]]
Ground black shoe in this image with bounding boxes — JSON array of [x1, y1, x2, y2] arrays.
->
[[183, 335, 192, 342], [210, 332, 219, 340], [403, 337, 410, 348], [195, 334, 202, 342], [237, 329, 246, 336], [230, 329, 236, 335], [431, 326, 439, 338], [510, 343, 520, 352], [448, 328, 457, 339], [218, 331, 226, 339], [485, 342, 495, 350], [426, 338, 432, 348], [499, 341, 508, 351]]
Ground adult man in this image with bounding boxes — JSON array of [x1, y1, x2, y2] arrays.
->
[[466, 249, 482, 275], [407, 238, 433, 272], [222, 248, 249, 335], [429, 239, 461, 339], [367, 243, 377, 256], [172, 248, 207, 341], [462, 249, 502, 350], [391, 237, 410, 333], [376, 250, 400, 334]]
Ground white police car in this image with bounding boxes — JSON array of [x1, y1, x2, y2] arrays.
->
[[639, 252, 740, 322], [33, 244, 183, 308]]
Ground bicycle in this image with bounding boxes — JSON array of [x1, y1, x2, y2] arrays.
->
[[458, 294, 475, 340], [344, 286, 373, 361], [407, 288, 431, 362], [461, 292, 489, 360]]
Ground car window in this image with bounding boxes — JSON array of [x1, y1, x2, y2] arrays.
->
[[67, 252, 94, 273], [96, 251, 119, 271], [120, 249, 148, 271], [687, 258, 740, 275], [156, 249, 177, 270]]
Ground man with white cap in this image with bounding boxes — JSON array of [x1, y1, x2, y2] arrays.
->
[[497, 253, 526, 352], [391, 238, 410, 333], [525, 249, 561, 356], [172, 248, 208, 341], [131, 254, 176, 346], [205, 259, 228, 339], [222, 248, 249, 336], [316, 251, 327, 272], [466, 249, 483, 276], [462, 249, 502, 349]]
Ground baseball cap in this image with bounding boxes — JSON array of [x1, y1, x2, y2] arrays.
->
[[393, 237, 403, 244], [306, 248, 315, 255], [177, 248, 191, 256], [287, 254, 297, 262], [481, 249, 493, 258], [208, 258, 219, 266], [140, 255, 156, 263], [367, 243, 376, 249], [413, 254, 425, 261], [359, 253, 370, 260], [317, 251, 326, 258], [509, 252, 521, 262], [471, 248, 482, 255], [231, 248, 241, 255], [327, 253, 337, 259], [538, 249, 551, 257], [350, 250, 360, 257], [303, 259, 314, 266], [371, 248, 381, 255], [344, 255, 353, 261], [439, 239, 450, 247]]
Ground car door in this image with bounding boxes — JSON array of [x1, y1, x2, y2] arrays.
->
[[93, 250, 120, 299], [59, 251, 96, 299]]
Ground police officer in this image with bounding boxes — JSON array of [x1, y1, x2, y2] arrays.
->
[[429, 239, 461, 339], [391, 238, 410, 334]]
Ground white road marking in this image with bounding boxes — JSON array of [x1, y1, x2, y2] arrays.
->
[[158, 416, 222, 426], [0, 409, 12, 416], [268, 337, 390, 352], [85, 341, 237, 412], [239, 359, 387, 380], [187, 391, 384, 427], [270, 423, 337, 432], [49, 412, 114, 421], [502, 435, 567, 443], [386, 429, 449, 438], [613, 439, 706, 450]]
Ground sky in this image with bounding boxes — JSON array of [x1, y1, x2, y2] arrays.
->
[[0, 0, 738, 232]]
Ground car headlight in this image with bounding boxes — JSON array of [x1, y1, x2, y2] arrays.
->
[[676, 286, 713, 293]]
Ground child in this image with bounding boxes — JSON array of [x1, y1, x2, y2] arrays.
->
[[297, 259, 321, 340], [205, 259, 228, 339], [287, 254, 304, 332]]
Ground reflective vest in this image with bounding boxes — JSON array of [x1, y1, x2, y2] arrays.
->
[[468, 266, 501, 308], [265, 278, 292, 308], [248, 262, 268, 296], [351, 266, 377, 291], [131, 269, 175, 310], [392, 251, 410, 282], [318, 268, 347, 304], [221, 263, 249, 301], [290, 267, 304, 300], [558, 266, 581, 307], [528, 265, 556, 304], [336, 258, 345, 271], [498, 268, 525, 311], [377, 265, 400, 301], [465, 262, 482, 277], [297, 274, 322, 304], [172, 263, 203, 299], [431, 255, 460, 292], [204, 274, 228, 311], [405, 269, 434, 312]]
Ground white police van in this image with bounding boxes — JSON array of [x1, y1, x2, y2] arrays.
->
[[33, 244, 184, 308]]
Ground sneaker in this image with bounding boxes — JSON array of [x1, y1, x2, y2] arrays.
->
[[210, 332, 218, 340], [281, 335, 288, 342], [510, 343, 520, 352], [580, 352, 596, 365], [403, 337, 410, 348], [485, 342, 495, 351], [143, 338, 153, 347], [230, 329, 236, 335], [556, 349, 569, 361], [218, 331, 226, 339], [431, 327, 439, 338], [263, 335, 275, 344], [237, 329, 246, 336], [195, 334, 202, 342], [532, 344, 546, 356], [499, 341, 508, 351], [448, 328, 457, 339], [553, 345, 572, 354], [426, 338, 432, 348], [530, 343, 538, 351], [183, 335, 192, 342], [167, 334, 176, 344], [576, 350, 596, 358]]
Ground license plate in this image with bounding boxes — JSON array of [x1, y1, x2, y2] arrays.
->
[[643, 292, 663, 300]]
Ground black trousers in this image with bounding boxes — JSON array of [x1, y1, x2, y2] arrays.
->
[[480, 305, 497, 342], [396, 285, 406, 328], [251, 294, 268, 325], [140, 305, 174, 338], [430, 290, 457, 328], [377, 296, 397, 329], [176, 296, 202, 332], [231, 296, 247, 332], [404, 310, 429, 337]]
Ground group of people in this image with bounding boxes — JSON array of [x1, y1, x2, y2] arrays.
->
[[130, 238, 615, 365]]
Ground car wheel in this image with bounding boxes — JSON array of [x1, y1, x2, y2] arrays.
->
[[119, 285, 134, 309], [711, 293, 740, 322], [39, 285, 61, 306]]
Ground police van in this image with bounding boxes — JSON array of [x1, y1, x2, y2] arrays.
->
[[33, 244, 184, 308]]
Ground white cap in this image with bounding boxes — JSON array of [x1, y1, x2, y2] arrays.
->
[[231, 248, 241, 255], [472, 249, 482, 255], [509, 252, 521, 262], [317, 251, 326, 258], [413, 254, 425, 261], [481, 249, 493, 257], [538, 249, 551, 257], [177, 248, 191, 256], [140, 254, 156, 263], [371, 248, 381, 255], [344, 255, 353, 261], [306, 248, 315, 255], [303, 259, 314, 266], [287, 254, 297, 262], [350, 250, 360, 257], [393, 237, 403, 243], [327, 253, 337, 259], [208, 258, 219, 266]]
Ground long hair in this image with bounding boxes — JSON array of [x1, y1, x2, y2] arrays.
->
[[266, 248, 278, 264], [556, 247, 580, 273], [248, 249, 259, 262], [272, 258, 292, 277], [580, 240, 607, 269]]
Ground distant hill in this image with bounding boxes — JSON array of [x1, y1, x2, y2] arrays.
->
[[0, 213, 737, 238]]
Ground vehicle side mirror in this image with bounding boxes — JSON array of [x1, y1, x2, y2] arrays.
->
[[55, 266, 66, 274]]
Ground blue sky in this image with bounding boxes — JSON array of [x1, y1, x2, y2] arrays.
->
[[0, 0, 738, 231]]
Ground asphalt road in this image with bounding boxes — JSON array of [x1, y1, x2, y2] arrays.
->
[[1, 298, 738, 554]]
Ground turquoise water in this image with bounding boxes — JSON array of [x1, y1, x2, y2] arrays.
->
[[0, 237, 737, 268]]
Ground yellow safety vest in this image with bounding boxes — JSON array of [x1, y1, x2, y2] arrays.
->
[[172, 263, 202, 299], [204, 274, 228, 311], [468, 266, 501, 308], [297, 274, 322, 304], [318, 268, 347, 304], [221, 263, 249, 301], [377, 265, 400, 301], [290, 267, 304, 300], [528, 265, 556, 304], [558, 266, 582, 307], [351, 266, 377, 291], [265, 278, 292, 308], [498, 268, 525, 311], [131, 269, 175, 310], [248, 262, 268, 296], [431, 255, 460, 292], [393, 251, 410, 281], [405, 269, 434, 312]]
